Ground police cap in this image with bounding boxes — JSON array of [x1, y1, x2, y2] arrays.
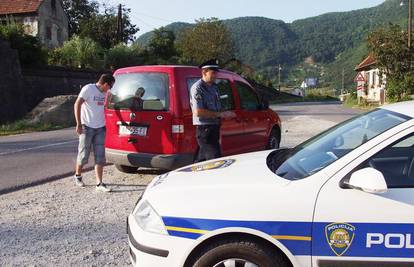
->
[[199, 59, 220, 71]]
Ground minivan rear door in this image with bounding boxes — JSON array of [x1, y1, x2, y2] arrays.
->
[[105, 71, 174, 154]]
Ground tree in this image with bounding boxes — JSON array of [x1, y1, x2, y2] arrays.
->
[[79, 4, 139, 49], [62, 0, 99, 37], [177, 18, 235, 64], [104, 43, 145, 70], [367, 23, 414, 101], [0, 22, 47, 66], [50, 36, 102, 69], [148, 27, 178, 62]]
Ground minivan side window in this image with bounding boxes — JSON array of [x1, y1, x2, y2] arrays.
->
[[187, 78, 235, 111], [235, 81, 259, 111]]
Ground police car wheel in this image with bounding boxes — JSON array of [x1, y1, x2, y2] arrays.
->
[[189, 238, 289, 267], [115, 164, 138, 173], [267, 128, 280, 149]]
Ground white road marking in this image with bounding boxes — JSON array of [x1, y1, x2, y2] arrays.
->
[[0, 140, 78, 156]]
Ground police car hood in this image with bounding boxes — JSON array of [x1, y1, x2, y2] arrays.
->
[[144, 150, 290, 195], [143, 150, 290, 213]]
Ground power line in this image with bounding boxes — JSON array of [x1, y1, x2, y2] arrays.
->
[[132, 11, 176, 23]]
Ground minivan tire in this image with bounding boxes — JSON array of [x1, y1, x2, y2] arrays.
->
[[115, 164, 138, 173], [267, 127, 280, 149]]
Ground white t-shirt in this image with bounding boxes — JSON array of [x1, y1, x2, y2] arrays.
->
[[78, 83, 106, 128]]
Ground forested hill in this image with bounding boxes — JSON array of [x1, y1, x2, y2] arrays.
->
[[136, 0, 407, 88]]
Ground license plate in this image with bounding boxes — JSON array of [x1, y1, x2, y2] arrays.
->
[[119, 125, 147, 136]]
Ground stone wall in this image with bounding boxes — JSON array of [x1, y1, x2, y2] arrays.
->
[[0, 40, 26, 123], [0, 40, 102, 123], [22, 67, 101, 114]]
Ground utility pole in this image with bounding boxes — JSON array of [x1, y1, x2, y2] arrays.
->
[[409, 0, 413, 48], [278, 64, 281, 91], [117, 4, 123, 43], [342, 68, 345, 96]]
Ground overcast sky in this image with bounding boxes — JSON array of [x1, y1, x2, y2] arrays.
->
[[104, 0, 388, 37]]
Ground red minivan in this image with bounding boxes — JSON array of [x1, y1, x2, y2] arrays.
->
[[105, 65, 281, 172]]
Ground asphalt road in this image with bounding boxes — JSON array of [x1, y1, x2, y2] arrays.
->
[[0, 128, 94, 194], [0, 102, 363, 194]]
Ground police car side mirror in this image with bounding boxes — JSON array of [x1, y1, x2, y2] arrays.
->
[[344, 168, 388, 194]]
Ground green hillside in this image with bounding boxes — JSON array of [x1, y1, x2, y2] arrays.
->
[[136, 0, 407, 89]]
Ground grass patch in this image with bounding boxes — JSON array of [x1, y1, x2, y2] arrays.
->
[[342, 93, 379, 111], [0, 120, 65, 136]]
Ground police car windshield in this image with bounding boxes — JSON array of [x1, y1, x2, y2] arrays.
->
[[267, 109, 411, 180]]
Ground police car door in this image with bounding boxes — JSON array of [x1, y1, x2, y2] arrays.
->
[[312, 127, 414, 266]]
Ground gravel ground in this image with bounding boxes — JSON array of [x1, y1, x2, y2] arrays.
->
[[0, 115, 336, 266]]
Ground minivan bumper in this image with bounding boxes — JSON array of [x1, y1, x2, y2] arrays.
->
[[106, 148, 194, 170]]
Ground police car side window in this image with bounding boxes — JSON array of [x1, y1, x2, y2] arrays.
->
[[235, 81, 259, 111], [353, 133, 414, 188]]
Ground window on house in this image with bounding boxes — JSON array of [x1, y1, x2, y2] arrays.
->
[[46, 26, 51, 40], [57, 28, 62, 43]]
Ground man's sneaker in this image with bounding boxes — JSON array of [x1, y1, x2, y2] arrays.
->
[[74, 175, 85, 187], [96, 183, 111, 192]]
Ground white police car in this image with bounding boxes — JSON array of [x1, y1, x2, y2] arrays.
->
[[127, 101, 414, 267]]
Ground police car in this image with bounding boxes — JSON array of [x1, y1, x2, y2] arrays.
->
[[127, 101, 414, 267]]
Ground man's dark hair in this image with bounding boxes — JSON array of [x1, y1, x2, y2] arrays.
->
[[98, 73, 115, 85]]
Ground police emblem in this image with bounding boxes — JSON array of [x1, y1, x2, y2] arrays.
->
[[179, 159, 235, 172], [325, 223, 355, 256]]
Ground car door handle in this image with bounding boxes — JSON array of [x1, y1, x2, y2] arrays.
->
[[128, 138, 137, 144]]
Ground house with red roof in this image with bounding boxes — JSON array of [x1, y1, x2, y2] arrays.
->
[[354, 54, 386, 104], [0, 0, 68, 49]]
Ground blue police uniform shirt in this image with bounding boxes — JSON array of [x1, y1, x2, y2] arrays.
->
[[190, 79, 221, 125]]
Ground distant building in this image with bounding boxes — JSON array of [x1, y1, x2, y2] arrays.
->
[[0, 0, 68, 49], [354, 54, 386, 105], [304, 77, 318, 88]]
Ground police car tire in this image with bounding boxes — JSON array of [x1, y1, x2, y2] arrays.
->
[[115, 164, 138, 173], [190, 238, 290, 267]]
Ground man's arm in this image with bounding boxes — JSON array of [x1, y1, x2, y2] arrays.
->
[[74, 97, 85, 135], [193, 108, 220, 119]]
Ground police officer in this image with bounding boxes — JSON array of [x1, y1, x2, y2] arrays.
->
[[190, 59, 222, 162]]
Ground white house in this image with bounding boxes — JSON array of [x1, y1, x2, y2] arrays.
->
[[354, 54, 386, 105], [0, 0, 69, 49]]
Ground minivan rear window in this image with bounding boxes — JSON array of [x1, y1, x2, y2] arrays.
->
[[107, 72, 169, 111]]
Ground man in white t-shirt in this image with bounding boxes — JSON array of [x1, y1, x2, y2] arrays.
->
[[73, 74, 115, 192]]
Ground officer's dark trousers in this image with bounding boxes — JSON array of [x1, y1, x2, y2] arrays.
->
[[195, 124, 221, 162]]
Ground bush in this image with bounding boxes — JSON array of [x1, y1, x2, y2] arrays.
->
[[344, 91, 358, 107], [386, 76, 414, 102], [49, 35, 102, 69], [0, 22, 47, 66], [104, 43, 145, 70]]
